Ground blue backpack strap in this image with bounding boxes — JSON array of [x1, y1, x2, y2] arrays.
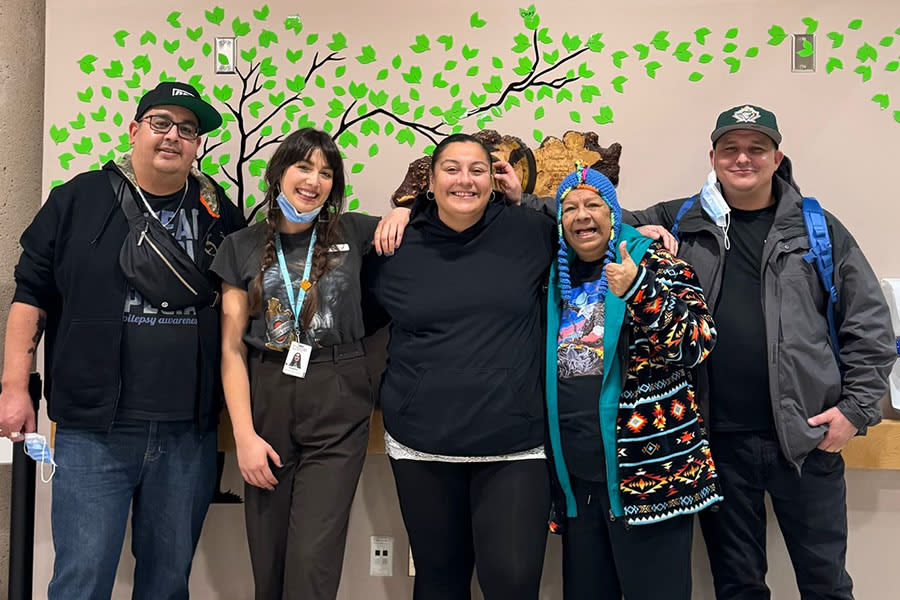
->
[[801, 197, 841, 366], [670, 194, 699, 241]]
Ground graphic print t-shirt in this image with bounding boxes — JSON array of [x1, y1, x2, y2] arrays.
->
[[211, 213, 380, 352], [118, 180, 201, 421], [557, 258, 608, 481]]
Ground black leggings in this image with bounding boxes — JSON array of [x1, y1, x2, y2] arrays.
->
[[390, 458, 550, 600]]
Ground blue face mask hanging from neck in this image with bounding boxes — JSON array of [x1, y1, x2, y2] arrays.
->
[[277, 192, 324, 223]]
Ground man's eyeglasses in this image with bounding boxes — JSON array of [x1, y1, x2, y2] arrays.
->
[[141, 115, 200, 141]]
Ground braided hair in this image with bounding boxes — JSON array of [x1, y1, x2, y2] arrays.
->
[[247, 128, 346, 328], [554, 163, 622, 303]]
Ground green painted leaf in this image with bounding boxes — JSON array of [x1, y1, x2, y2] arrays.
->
[[90, 106, 106, 121], [698, 53, 713, 64], [562, 33, 582, 53], [391, 96, 410, 114], [349, 82, 368, 99], [543, 49, 559, 64], [724, 27, 739, 39], [593, 105, 614, 124], [368, 143, 379, 157], [49, 125, 70, 144], [569, 110, 581, 123], [58, 152, 75, 169], [205, 7, 225, 25], [688, 71, 704, 82], [95, 131, 110, 144], [350, 163, 364, 174], [723, 42, 737, 53], [78, 54, 97, 74], [116, 133, 131, 152], [855, 65, 872, 82], [885, 61, 899, 72], [651, 30, 670, 51], [824, 56, 843, 73], [100, 86, 112, 99], [536, 85, 553, 100], [538, 28, 552, 45], [437, 34, 453, 50], [112, 112, 123, 126], [219, 52, 231, 65], [315, 74, 325, 88], [578, 62, 594, 78], [132, 54, 151, 74], [856, 43, 878, 63], [186, 26, 203, 42], [462, 44, 478, 60], [673, 42, 692, 62], [848, 19, 863, 31], [124, 72, 141, 88], [611, 75, 627, 93], [113, 30, 129, 47], [483, 75, 502, 93], [475, 114, 493, 130], [724, 57, 741, 73], [450, 83, 460, 97], [259, 29, 278, 48], [163, 39, 179, 54], [306, 33, 319, 45], [879, 36, 894, 48], [534, 106, 545, 120], [179, 57, 195, 71], [827, 31, 844, 49], [798, 40, 814, 58], [335, 65, 346, 78], [587, 33, 605, 53], [202, 42, 212, 56], [522, 5, 540, 31], [767, 24, 787, 46], [410, 34, 429, 53], [802, 17, 818, 34], [402, 66, 422, 84], [746, 46, 759, 58], [166, 11, 181, 28], [337, 130, 358, 148], [532, 129, 543, 143], [612, 50, 628, 68], [259, 57, 277, 77], [285, 74, 305, 93], [103, 60, 123, 78], [645, 60, 662, 78], [76, 87, 93, 102], [284, 16, 302, 34], [286, 48, 303, 63], [391, 55, 402, 69], [396, 128, 415, 146], [513, 56, 533, 76], [247, 100, 263, 118], [347, 198, 360, 211], [217, 153, 231, 166], [140, 30, 156, 45], [894, 110, 900, 124], [469, 91, 486, 106], [99, 149, 115, 162], [118, 89, 129, 101], [512, 32, 531, 53], [253, 4, 270, 20], [213, 84, 233, 102], [633, 43, 650, 60], [872, 93, 890, 109], [368, 90, 388, 107], [328, 32, 347, 51], [201, 155, 219, 175], [580, 84, 601, 103], [470, 12, 486, 28], [73, 136, 93, 155], [356, 45, 376, 64], [466, 65, 479, 77], [694, 27, 711, 45], [492, 56, 503, 69], [232, 17, 250, 37], [360, 118, 380, 135], [432, 72, 449, 88], [503, 96, 520, 111]]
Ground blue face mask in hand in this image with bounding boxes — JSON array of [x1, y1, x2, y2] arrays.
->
[[277, 192, 323, 223], [699, 170, 731, 250], [24, 432, 57, 483]]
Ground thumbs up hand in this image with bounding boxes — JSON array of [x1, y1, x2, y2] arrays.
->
[[605, 241, 640, 298]]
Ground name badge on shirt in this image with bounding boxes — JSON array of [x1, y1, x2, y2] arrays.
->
[[328, 243, 350, 253], [282, 341, 312, 378]]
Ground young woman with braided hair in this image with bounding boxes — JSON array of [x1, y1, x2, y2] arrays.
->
[[211, 128, 409, 600]]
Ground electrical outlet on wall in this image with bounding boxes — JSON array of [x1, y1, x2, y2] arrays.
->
[[792, 33, 815, 72], [370, 536, 394, 577], [214, 37, 236, 74]]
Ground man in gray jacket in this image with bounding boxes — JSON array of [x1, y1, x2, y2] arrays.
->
[[626, 104, 896, 599]]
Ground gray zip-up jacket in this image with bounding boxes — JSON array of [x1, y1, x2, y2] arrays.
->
[[624, 160, 895, 469]]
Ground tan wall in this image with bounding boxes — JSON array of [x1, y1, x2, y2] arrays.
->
[[7, 0, 900, 598], [0, 0, 46, 598]]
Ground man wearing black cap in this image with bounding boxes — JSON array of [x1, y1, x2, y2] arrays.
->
[[626, 105, 895, 599], [0, 81, 244, 599]]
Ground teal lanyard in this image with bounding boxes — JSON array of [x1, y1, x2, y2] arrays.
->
[[274, 229, 317, 331]]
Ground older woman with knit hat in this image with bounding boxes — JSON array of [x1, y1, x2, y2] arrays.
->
[[543, 164, 722, 600]]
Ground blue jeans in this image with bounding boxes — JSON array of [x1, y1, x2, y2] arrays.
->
[[48, 421, 217, 600]]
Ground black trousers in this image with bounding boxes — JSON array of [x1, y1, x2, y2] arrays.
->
[[390, 458, 550, 600], [699, 432, 853, 600], [244, 351, 373, 600], [562, 477, 694, 600]]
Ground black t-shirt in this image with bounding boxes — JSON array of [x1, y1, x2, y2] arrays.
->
[[211, 213, 379, 352], [557, 258, 608, 481], [118, 180, 200, 421], [708, 203, 777, 432]]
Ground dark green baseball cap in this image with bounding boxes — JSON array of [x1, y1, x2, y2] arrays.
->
[[135, 81, 222, 135], [711, 104, 781, 147]]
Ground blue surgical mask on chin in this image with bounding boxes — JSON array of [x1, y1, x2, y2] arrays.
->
[[23, 432, 57, 483], [277, 192, 324, 223]]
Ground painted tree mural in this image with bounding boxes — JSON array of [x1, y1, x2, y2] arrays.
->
[[49, 5, 900, 220]]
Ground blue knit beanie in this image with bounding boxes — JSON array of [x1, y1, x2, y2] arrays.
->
[[555, 163, 622, 302]]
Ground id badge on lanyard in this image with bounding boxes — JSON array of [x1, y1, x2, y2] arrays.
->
[[275, 229, 317, 378]]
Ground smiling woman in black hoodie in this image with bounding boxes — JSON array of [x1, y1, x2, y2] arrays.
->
[[366, 134, 557, 599]]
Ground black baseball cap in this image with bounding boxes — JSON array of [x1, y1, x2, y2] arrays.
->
[[711, 104, 781, 147], [135, 82, 222, 135]]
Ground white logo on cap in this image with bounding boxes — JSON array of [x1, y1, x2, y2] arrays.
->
[[732, 105, 761, 123], [172, 88, 195, 97]]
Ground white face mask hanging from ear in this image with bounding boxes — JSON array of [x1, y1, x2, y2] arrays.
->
[[699, 170, 731, 250]]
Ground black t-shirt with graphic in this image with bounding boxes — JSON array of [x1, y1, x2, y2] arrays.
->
[[211, 213, 380, 352], [118, 180, 200, 421], [708, 203, 777, 432]]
